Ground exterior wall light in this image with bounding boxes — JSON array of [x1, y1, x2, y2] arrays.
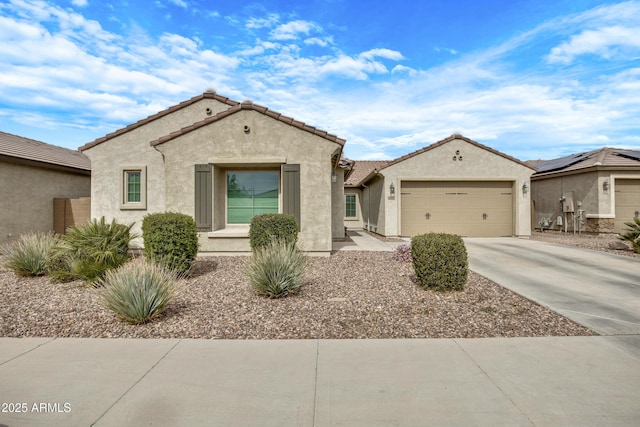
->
[[331, 171, 337, 183], [603, 180, 609, 193], [389, 183, 395, 196], [522, 183, 528, 196]]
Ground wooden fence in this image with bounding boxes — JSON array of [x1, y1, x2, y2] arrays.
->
[[53, 197, 91, 234]]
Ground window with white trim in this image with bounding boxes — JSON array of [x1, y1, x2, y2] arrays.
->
[[120, 166, 147, 209], [345, 194, 357, 218]]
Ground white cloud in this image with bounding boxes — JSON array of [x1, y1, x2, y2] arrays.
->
[[168, 0, 188, 8], [548, 25, 640, 64], [434, 46, 458, 55], [270, 20, 320, 40], [304, 36, 333, 47], [1, 0, 639, 159], [246, 14, 279, 29], [71, 0, 88, 7], [360, 48, 404, 61]]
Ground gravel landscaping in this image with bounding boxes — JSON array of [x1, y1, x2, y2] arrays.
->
[[1, 249, 596, 339]]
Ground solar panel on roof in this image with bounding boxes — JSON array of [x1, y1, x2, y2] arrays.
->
[[534, 152, 592, 173], [614, 151, 640, 161]]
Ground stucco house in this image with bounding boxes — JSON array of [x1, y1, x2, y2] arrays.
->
[[530, 147, 640, 234], [345, 134, 535, 237], [0, 131, 91, 244], [79, 91, 347, 254]]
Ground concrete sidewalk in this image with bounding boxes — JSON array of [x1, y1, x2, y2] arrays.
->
[[333, 230, 407, 252], [2, 336, 639, 426]]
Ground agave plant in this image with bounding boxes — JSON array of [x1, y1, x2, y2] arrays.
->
[[46, 217, 136, 284], [0, 231, 59, 276], [619, 217, 640, 253]]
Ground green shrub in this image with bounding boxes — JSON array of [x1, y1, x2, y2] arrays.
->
[[249, 213, 298, 250], [620, 217, 640, 253], [46, 217, 135, 284], [245, 239, 306, 298], [100, 257, 177, 324], [142, 212, 199, 274], [0, 231, 59, 276], [411, 233, 468, 291]]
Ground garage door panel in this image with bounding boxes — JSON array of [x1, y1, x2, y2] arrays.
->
[[614, 179, 640, 233], [401, 181, 513, 237]]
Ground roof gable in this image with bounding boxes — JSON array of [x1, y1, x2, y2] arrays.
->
[[149, 100, 346, 147], [0, 131, 90, 171], [79, 91, 238, 151], [380, 134, 535, 172]]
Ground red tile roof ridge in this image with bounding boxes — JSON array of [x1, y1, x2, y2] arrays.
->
[[79, 91, 239, 151], [150, 100, 346, 147]]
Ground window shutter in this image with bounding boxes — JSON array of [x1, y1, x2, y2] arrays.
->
[[282, 164, 300, 229], [194, 164, 212, 231]]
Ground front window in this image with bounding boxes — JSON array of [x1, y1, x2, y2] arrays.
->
[[227, 171, 279, 224], [120, 166, 146, 209], [345, 194, 357, 218]]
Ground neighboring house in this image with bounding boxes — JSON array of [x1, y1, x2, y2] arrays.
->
[[0, 131, 91, 244], [345, 134, 535, 237], [530, 147, 640, 234], [79, 91, 347, 253]]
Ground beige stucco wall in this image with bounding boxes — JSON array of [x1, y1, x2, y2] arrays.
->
[[331, 169, 346, 239], [532, 169, 640, 232], [82, 98, 231, 247], [0, 161, 90, 244], [155, 109, 342, 253], [377, 138, 534, 237]]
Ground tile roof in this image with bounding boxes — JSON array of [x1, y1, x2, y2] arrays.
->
[[0, 131, 90, 171], [79, 91, 239, 151], [149, 100, 346, 147], [344, 160, 390, 186], [80, 92, 346, 151], [532, 147, 640, 177]]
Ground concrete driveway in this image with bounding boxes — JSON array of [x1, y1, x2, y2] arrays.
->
[[464, 238, 640, 337]]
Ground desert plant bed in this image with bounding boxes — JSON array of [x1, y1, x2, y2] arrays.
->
[[0, 252, 594, 339]]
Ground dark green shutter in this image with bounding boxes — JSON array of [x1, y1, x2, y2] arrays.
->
[[282, 164, 300, 229], [194, 164, 212, 231]]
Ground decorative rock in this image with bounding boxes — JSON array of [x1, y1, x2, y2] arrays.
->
[[608, 240, 630, 250]]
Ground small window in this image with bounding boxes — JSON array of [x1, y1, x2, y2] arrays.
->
[[227, 171, 279, 224], [126, 171, 141, 202], [120, 166, 147, 209], [345, 194, 357, 218]]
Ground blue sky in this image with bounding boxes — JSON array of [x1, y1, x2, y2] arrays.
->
[[1, 0, 639, 161]]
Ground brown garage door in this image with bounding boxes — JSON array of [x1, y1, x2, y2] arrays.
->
[[614, 179, 640, 233], [401, 181, 514, 237]]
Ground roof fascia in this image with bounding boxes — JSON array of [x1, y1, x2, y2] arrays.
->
[[0, 154, 91, 175], [150, 101, 346, 148]]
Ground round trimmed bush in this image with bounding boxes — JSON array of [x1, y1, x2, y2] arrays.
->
[[249, 213, 298, 251], [142, 212, 199, 274], [411, 233, 468, 291]]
